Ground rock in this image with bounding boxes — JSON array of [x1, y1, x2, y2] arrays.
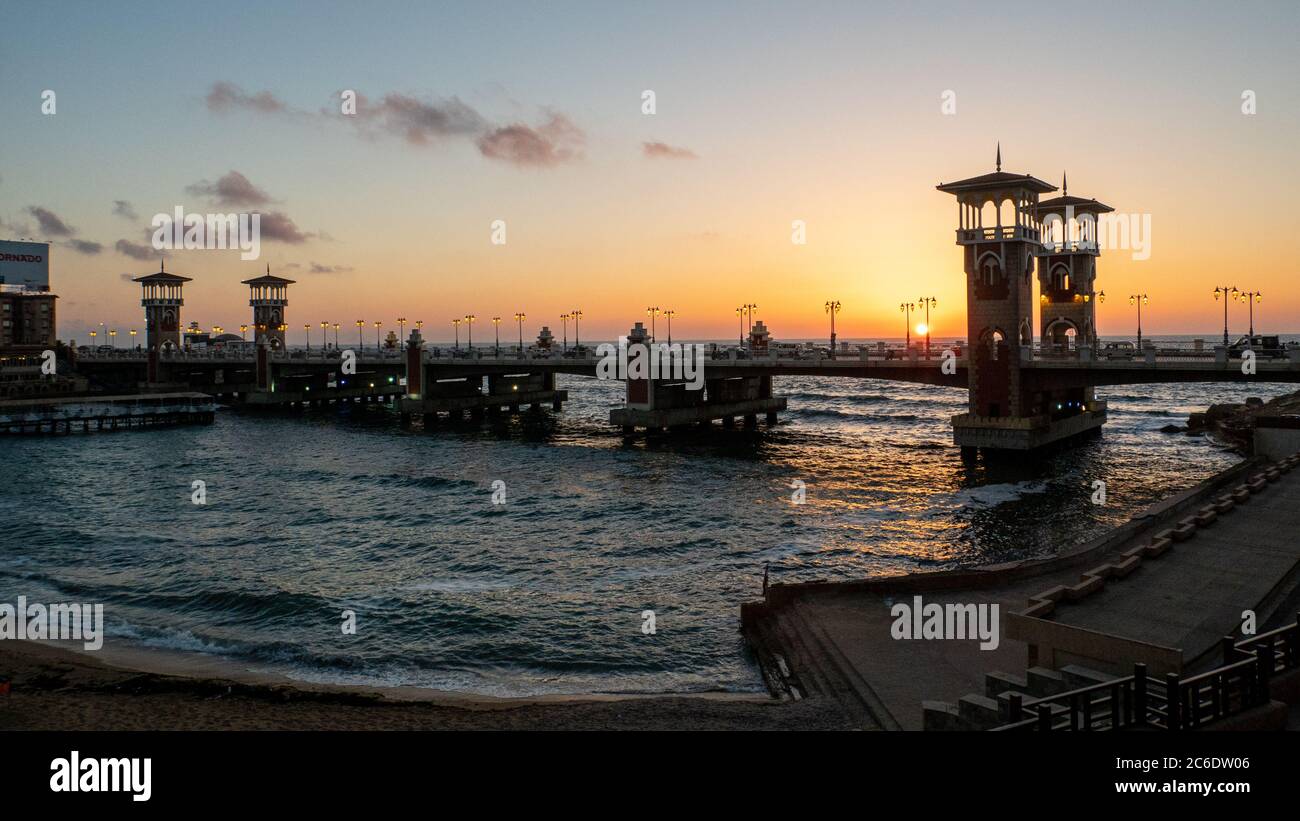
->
[[1160, 424, 1185, 433], [1246, 397, 1264, 408]]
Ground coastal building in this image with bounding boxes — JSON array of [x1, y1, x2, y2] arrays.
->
[[0, 239, 57, 353]]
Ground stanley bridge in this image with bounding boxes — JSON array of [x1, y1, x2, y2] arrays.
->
[[67, 154, 1300, 452]]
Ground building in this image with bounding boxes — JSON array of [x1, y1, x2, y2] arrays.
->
[[0, 240, 57, 353], [241, 267, 294, 350]]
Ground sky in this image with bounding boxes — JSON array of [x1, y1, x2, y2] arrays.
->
[[2, 0, 1299, 344]]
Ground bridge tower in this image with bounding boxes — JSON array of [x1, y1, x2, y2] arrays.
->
[[133, 261, 191, 353], [241, 266, 294, 350], [938, 148, 1104, 451], [1036, 172, 1113, 349]]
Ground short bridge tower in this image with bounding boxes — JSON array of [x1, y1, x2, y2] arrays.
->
[[241, 266, 294, 350]]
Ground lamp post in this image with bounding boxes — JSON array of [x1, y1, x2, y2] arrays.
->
[[735, 306, 745, 347], [1214, 286, 1238, 346], [374, 320, 383, 351], [240, 324, 247, 342], [514, 312, 526, 353], [918, 296, 937, 357], [356, 320, 364, 350], [560, 313, 570, 351], [129, 328, 138, 350], [824, 300, 840, 358], [664, 309, 676, 345], [1129, 294, 1148, 349], [646, 306, 659, 342], [571, 309, 582, 350], [109, 329, 117, 349], [89, 329, 97, 348], [397, 317, 407, 349], [465, 314, 475, 350], [332, 323, 339, 349], [451, 318, 461, 350], [1238, 290, 1262, 338], [492, 316, 502, 355], [320, 321, 329, 351], [900, 302, 915, 350], [304, 323, 311, 351]]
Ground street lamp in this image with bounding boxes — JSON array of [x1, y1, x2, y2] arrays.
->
[[304, 323, 311, 351], [514, 312, 526, 353], [374, 320, 383, 351], [900, 302, 916, 350], [1213, 286, 1238, 346], [664, 309, 676, 345], [918, 296, 937, 357], [646, 306, 659, 342], [240, 324, 248, 341], [465, 314, 476, 350], [89, 329, 97, 348], [560, 313, 570, 351], [356, 319, 365, 350], [320, 321, 329, 351], [451, 318, 461, 350], [571, 309, 582, 350], [109, 329, 117, 349], [129, 328, 138, 350], [1129, 294, 1149, 349], [1238, 290, 1262, 338], [824, 300, 840, 358], [397, 317, 407, 349], [332, 323, 340, 349], [492, 316, 502, 355]]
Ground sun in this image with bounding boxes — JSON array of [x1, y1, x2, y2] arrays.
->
[[915, 323, 928, 336]]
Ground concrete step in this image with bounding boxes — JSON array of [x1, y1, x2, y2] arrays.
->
[[985, 670, 1029, 699], [957, 694, 1002, 730], [1026, 666, 1069, 697], [922, 700, 966, 731], [787, 600, 894, 729]]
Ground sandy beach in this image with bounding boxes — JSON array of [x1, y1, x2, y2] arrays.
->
[[0, 640, 846, 731]]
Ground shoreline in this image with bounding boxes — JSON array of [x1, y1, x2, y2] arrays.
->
[[0, 639, 842, 730]]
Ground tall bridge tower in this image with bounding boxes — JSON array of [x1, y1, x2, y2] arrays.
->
[[241, 267, 294, 350], [133, 262, 190, 353], [937, 148, 1108, 451]]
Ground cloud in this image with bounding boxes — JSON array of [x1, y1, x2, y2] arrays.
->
[[66, 239, 103, 255], [258, 211, 311, 244], [476, 113, 585, 167], [185, 171, 273, 207], [112, 200, 138, 220], [642, 141, 697, 160], [352, 92, 487, 144], [307, 262, 354, 274], [206, 81, 289, 114], [115, 239, 158, 260], [26, 206, 75, 237]]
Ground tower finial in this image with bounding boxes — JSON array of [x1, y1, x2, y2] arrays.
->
[[996, 142, 1001, 172], [1062, 170, 1068, 196], [160, 257, 165, 273], [266, 262, 271, 275]]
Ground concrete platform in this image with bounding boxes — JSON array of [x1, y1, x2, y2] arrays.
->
[[611, 396, 786, 432]]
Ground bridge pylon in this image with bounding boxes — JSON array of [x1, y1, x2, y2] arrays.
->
[[937, 150, 1106, 451]]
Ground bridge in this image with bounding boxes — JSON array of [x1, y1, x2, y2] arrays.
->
[[49, 152, 1300, 450]]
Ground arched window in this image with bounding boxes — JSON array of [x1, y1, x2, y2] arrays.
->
[[981, 256, 1001, 287]]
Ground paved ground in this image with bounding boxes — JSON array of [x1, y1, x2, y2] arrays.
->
[[754, 459, 1300, 729]]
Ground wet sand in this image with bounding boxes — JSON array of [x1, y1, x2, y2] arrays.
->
[[0, 640, 847, 730]]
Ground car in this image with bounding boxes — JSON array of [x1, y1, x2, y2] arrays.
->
[[1101, 341, 1136, 360], [1228, 335, 1285, 359]]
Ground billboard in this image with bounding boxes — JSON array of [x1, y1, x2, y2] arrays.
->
[[0, 240, 51, 291]]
